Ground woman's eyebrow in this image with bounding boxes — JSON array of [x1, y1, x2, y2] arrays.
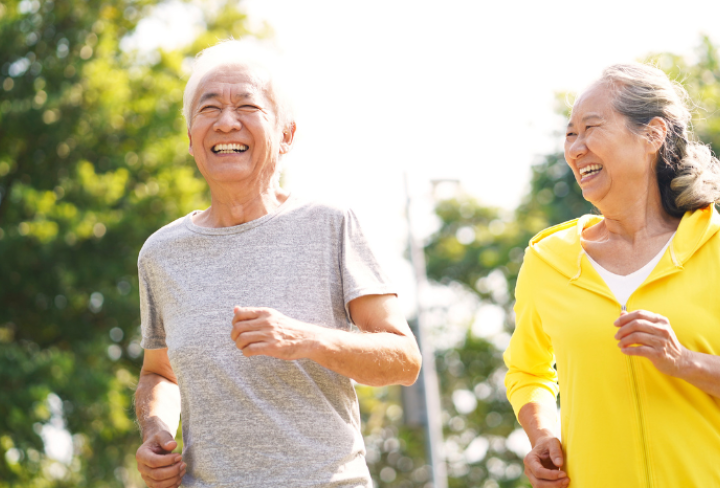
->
[[567, 114, 603, 128]]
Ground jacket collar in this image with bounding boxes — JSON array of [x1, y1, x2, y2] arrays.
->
[[527, 206, 720, 296]]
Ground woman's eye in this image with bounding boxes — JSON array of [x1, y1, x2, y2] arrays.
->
[[238, 105, 260, 111], [200, 105, 220, 112]]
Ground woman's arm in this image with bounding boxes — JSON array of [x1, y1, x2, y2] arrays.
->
[[503, 250, 569, 487], [229, 294, 422, 387], [517, 402, 569, 488], [615, 310, 720, 397]]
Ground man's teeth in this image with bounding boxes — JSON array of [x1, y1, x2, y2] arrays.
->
[[580, 164, 603, 177], [213, 143, 248, 153]]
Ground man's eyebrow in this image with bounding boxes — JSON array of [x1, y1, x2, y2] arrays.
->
[[567, 114, 603, 128], [198, 92, 220, 104], [197, 91, 253, 105]]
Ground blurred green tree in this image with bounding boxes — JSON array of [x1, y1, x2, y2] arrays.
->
[[0, 1, 259, 486]]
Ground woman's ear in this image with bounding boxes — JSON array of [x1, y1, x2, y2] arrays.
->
[[646, 117, 668, 153]]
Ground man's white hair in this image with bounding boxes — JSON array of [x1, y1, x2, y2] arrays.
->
[[182, 39, 295, 132]]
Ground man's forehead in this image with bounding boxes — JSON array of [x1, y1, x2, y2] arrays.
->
[[195, 65, 269, 101], [202, 63, 268, 87]]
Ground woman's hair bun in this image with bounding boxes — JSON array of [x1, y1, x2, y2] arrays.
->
[[599, 63, 720, 216]]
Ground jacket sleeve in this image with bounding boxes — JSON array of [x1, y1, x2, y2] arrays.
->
[[503, 248, 559, 419]]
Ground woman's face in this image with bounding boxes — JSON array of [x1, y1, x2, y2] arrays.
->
[[188, 64, 292, 190], [564, 84, 656, 208]]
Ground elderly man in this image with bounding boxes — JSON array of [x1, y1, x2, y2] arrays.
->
[[134, 40, 422, 488]]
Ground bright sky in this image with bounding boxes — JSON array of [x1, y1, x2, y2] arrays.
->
[[126, 0, 720, 317]]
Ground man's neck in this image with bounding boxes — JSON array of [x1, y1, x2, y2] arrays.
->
[[193, 184, 290, 228]]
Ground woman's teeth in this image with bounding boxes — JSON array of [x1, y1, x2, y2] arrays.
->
[[580, 164, 602, 178], [213, 143, 248, 153]]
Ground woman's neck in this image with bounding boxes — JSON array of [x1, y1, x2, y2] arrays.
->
[[588, 175, 679, 244]]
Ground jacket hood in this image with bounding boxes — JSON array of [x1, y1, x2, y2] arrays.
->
[[527, 206, 720, 281]]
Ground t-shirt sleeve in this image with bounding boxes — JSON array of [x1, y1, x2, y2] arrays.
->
[[138, 253, 167, 349], [339, 208, 396, 322], [503, 248, 559, 418]]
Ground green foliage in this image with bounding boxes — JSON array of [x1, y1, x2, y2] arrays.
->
[[0, 1, 258, 485], [419, 37, 720, 488], [357, 385, 429, 488]]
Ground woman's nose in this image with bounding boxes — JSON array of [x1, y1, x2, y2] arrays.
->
[[214, 108, 242, 132], [566, 137, 587, 160]]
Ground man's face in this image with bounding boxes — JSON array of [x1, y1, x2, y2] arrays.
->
[[188, 64, 292, 189]]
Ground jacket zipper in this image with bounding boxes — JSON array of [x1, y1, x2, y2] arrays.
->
[[622, 304, 652, 488]]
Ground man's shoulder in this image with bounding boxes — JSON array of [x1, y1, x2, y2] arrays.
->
[[285, 194, 354, 223], [138, 214, 192, 266]]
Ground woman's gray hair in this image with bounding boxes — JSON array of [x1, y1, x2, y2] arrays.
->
[[598, 63, 720, 217], [182, 39, 295, 133]]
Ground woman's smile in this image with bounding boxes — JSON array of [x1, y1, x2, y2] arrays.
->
[[578, 163, 603, 183]]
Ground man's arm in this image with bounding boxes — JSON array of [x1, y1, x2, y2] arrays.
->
[[231, 294, 422, 386], [135, 349, 186, 488]]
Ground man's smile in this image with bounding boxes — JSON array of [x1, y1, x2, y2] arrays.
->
[[212, 143, 249, 154]]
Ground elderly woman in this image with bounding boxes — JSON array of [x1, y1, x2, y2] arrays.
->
[[504, 63, 720, 488], [133, 40, 421, 488]]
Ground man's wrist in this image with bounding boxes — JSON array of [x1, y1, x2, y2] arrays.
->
[[140, 416, 174, 442], [301, 324, 340, 363]]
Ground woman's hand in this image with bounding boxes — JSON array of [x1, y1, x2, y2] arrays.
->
[[614, 310, 688, 376], [615, 309, 720, 398], [524, 436, 569, 488]]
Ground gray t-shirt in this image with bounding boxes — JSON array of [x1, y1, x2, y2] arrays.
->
[[138, 195, 394, 488]]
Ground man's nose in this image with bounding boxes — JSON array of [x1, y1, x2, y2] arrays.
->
[[214, 108, 242, 132]]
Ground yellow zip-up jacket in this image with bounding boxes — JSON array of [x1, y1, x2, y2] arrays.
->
[[504, 206, 720, 488]]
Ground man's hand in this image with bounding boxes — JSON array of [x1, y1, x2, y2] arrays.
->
[[231, 296, 420, 386], [614, 310, 688, 376], [136, 432, 185, 488], [524, 436, 569, 488], [231, 307, 318, 360]]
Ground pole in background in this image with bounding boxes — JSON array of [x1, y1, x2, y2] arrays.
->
[[402, 173, 448, 488]]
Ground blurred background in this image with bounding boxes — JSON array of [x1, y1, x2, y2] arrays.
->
[[2, 0, 720, 487]]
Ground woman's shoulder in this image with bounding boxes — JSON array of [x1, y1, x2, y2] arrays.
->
[[529, 214, 601, 247], [519, 214, 603, 281]]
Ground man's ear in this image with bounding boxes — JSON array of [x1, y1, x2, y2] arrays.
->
[[188, 130, 194, 156], [279, 122, 296, 155], [646, 117, 668, 153]]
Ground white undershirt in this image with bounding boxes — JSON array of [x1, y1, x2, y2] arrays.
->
[[585, 233, 676, 308]]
